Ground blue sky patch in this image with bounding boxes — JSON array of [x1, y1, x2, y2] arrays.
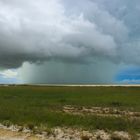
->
[[0, 76, 20, 84], [116, 67, 140, 84]]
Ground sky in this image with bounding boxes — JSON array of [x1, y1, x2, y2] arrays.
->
[[0, 0, 140, 84]]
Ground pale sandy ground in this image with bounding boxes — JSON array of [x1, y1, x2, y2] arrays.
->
[[0, 128, 40, 140], [0, 127, 135, 140]]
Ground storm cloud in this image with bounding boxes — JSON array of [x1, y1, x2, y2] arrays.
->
[[0, 0, 140, 83], [0, 0, 133, 67]]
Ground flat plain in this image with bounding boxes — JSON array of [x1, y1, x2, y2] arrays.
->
[[0, 85, 140, 139]]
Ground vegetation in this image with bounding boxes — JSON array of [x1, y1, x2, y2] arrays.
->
[[0, 85, 139, 133]]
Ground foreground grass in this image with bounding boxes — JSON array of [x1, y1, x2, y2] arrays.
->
[[2, 110, 140, 133], [0, 85, 140, 133]]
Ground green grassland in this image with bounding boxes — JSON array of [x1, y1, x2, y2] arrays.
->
[[0, 85, 140, 133]]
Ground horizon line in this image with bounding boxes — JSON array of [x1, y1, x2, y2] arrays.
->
[[0, 84, 140, 87]]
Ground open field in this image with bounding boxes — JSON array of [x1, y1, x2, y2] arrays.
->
[[0, 85, 140, 139]]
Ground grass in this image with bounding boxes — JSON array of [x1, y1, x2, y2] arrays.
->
[[0, 85, 140, 133]]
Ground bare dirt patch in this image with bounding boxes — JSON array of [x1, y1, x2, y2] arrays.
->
[[0, 129, 41, 140], [63, 105, 140, 119]]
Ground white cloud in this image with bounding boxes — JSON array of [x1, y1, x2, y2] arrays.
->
[[0, 69, 18, 78], [119, 79, 140, 84]]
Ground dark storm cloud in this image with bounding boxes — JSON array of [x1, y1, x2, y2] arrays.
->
[[0, 0, 137, 69], [0, 0, 140, 83]]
